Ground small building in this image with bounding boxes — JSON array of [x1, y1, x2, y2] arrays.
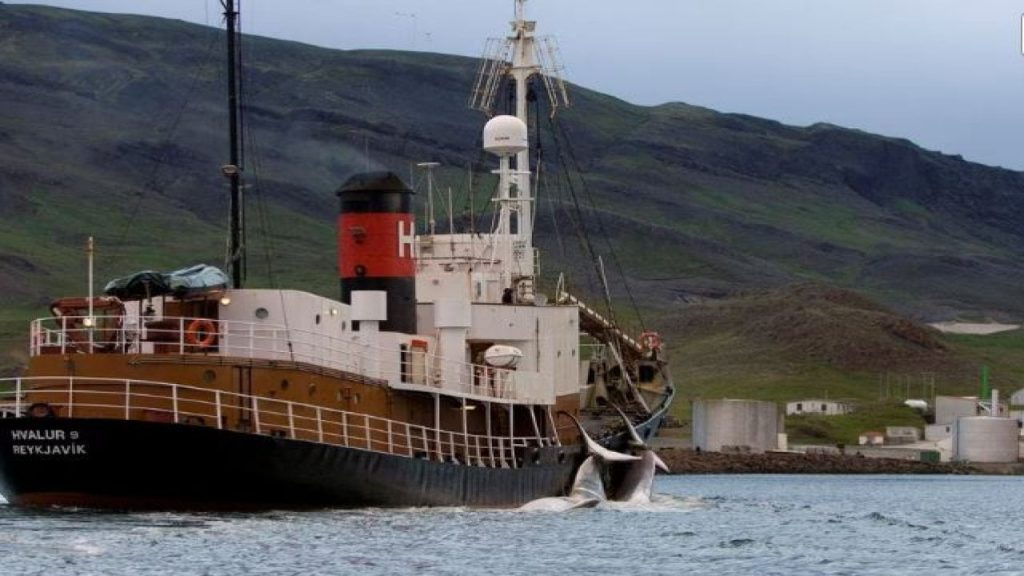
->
[[885, 426, 920, 444], [785, 399, 852, 416], [936, 395, 1007, 423], [1009, 411, 1024, 436], [925, 424, 953, 441], [692, 399, 782, 454], [859, 431, 885, 446], [1010, 388, 1024, 407], [935, 396, 979, 426]]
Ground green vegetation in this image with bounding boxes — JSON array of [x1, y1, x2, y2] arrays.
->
[[787, 403, 927, 445], [656, 286, 1021, 443]]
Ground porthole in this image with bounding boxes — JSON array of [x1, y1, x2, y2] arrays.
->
[[202, 370, 216, 384], [308, 382, 317, 396], [255, 307, 269, 320]]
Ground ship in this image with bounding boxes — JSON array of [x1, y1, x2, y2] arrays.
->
[[0, 0, 674, 509]]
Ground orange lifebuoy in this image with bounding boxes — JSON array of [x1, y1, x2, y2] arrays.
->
[[185, 319, 218, 348], [640, 331, 662, 351]]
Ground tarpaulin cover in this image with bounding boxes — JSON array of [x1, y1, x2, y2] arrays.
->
[[103, 264, 229, 300]]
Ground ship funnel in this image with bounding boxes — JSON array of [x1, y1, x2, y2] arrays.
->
[[336, 172, 417, 333]]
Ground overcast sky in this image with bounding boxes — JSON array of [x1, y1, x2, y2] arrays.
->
[[15, 1, 1024, 170]]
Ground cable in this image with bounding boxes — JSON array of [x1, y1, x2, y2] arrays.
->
[[548, 114, 647, 332], [105, 27, 221, 275]]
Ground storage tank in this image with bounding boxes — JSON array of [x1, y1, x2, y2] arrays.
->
[[692, 399, 781, 454], [336, 172, 416, 333], [953, 417, 1019, 463]]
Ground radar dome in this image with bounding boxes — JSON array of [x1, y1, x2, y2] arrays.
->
[[483, 115, 528, 156]]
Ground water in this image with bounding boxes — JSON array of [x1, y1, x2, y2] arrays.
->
[[0, 475, 1021, 575]]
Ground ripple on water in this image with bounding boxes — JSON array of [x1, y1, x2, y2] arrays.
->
[[1, 476, 1023, 575]]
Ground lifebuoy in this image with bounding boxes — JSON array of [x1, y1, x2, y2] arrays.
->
[[640, 331, 662, 351], [184, 319, 218, 348]]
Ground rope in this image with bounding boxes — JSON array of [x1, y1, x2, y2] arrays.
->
[[548, 114, 647, 332]]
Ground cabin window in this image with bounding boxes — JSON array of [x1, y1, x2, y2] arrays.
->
[[255, 307, 269, 320], [281, 379, 289, 390], [315, 314, 321, 325], [796, 403, 803, 412], [400, 344, 410, 382], [352, 321, 361, 332], [821, 404, 827, 412]]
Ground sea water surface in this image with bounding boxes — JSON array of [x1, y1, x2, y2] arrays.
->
[[0, 475, 1020, 575]]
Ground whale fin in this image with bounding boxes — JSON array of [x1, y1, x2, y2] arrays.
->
[[610, 402, 646, 448], [565, 413, 641, 463], [652, 451, 669, 473]]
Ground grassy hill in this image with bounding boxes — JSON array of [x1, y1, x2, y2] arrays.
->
[[3, 3, 1024, 410], [654, 283, 1020, 442]]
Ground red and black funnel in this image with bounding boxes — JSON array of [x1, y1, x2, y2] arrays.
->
[[336, 172, 416, 333]]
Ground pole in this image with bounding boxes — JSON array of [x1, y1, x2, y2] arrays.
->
[[980, 365, 990, 402], [87, 236, 95, 329], [222, 0, 243, 288]]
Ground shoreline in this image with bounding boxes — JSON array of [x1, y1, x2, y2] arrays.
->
[[656, 448, 1024, 475]]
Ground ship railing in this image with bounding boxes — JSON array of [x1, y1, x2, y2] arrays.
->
[[29, 316, 530, 403], [0, 377, 552, 469]]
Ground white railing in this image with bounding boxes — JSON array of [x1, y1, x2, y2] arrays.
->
[[0, 377, 550, 469], [28, 316, 532, 403]]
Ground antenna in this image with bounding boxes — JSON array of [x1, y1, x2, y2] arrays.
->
[[468, 0, 571, 118], [417, 162, 441, 235], [85, 236, 95, 331]]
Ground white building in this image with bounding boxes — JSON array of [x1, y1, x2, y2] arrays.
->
[[692, 399, 782, 454], [858, 431, 884, 446], [786, 400, 852, 416], [885, 426, 921, 444]]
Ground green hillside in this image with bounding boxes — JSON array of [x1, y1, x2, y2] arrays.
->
[[2, 4, 1024, 396]]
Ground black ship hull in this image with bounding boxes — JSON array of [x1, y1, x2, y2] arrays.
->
[[0, 418, 581, 510]]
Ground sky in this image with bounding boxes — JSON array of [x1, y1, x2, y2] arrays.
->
[[14, 0, 1024, 170]]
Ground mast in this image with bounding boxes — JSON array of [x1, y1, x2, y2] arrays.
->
[[222, 0, 243, 288], [508, 0, 537, 248], [470, 0, 570, 295]]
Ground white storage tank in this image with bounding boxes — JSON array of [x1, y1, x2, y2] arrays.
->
[[692, 399, 781, 454], [953, 417, 1019, 463]]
